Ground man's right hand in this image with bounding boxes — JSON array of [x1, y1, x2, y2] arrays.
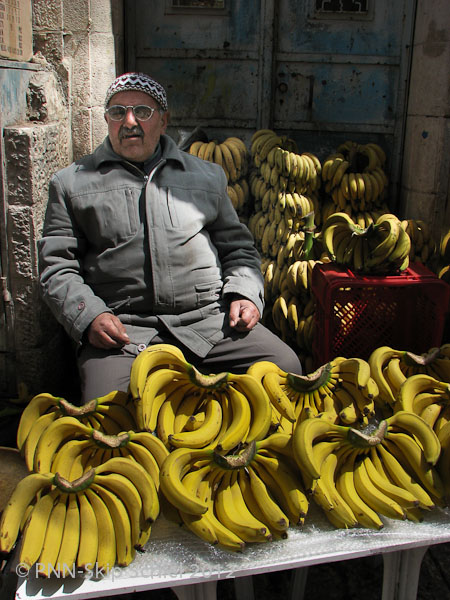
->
[[87, 313, 130, 349]]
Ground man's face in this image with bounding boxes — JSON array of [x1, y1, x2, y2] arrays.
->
[[105, 90, 168, 162]]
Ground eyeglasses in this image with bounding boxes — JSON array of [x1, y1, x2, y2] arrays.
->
[[105, 105, 158, 121]]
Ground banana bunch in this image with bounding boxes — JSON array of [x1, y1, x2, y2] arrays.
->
[[248, 360, 340, 426], [369, 344, 450, 414], [321, 212, 411, 274], [248, 356, 377, 430], [189, 136, 250, 218], [226, 178, 250, 216], [391, 368, 450, 503], [248, 187, 318, 259], [159, 438, 308, 550], [269, 288, 316, 354], [320, 198, 389, 232], [27, 413, 168, 488], [250, 129, 321, 194], [0, 456, 159, 572], [322, 141, 388, 212], [400, 219, 437, 268], [129, 344, 272, 452], [292, 408, 443, 529], [248, 130, 322, 265], [189, 137, 248, 183], [395, 373, 450, 428], [16, 390, 137, 471]]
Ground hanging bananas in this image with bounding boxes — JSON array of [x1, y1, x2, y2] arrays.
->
[[322, 141, 388, 213], [189, 136, 251, 219]]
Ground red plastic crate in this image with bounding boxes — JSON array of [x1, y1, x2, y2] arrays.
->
[[311, 262, 450, 367]]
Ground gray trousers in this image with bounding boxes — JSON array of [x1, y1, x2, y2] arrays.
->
[[77, 323, 302, 403]]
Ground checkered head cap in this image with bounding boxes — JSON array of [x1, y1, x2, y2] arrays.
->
[[104, 72, 168, 111]]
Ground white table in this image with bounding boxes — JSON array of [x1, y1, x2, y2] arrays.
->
[[14, 505, 450, 600]]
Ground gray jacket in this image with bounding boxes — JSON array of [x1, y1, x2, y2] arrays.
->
[[38, 134, 264, 356]]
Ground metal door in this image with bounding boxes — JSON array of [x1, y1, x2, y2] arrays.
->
[[125, 0, 416, 197]]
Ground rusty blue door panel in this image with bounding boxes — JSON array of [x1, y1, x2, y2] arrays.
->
[[127, 0, 264, 134], [275, 61, 397, 128], [280, 1, 405, 56], [135, 1, 261, 51], [137, 58, 259, 128]]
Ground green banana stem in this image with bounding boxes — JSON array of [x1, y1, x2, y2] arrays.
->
[[187, 365, 229, 389], [58, 397, 97, 416], [53, 468, 96, 493], [213, 440, 256, 470], [402, 348, 440, 367], [91, 430, 130, 448], [287, 363, 334, 393], [347, 420, 388, 448]]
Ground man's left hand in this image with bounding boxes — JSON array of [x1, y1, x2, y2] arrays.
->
[[229, 298, 260, 332]]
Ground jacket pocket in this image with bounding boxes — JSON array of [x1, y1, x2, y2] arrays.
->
[[195, 281, 223, 304], [72, 187, 140, 247]]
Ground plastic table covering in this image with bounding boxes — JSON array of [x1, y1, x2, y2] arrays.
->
[[14, 505, 450, 600]]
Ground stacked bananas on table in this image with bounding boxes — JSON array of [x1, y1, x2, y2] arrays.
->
[[0, 454, 160, 575], [322, 140, 389, 213], [248, 356, 377, 434], [2, 343, 450, 575], [15, 390, 137, 471], [292, 408, 443, 529], [188, 137, 250, 219], [129, 344, 308, 550], [320, 211, 411, 274], [158, 437, 308, 550], [369, 344, 450, 413]]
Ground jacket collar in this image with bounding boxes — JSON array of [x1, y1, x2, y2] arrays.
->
[[92, 134, 187, 170]]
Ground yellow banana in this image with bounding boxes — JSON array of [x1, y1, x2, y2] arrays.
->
[[36, 492, 68, 578], [159, 447, 212, 515], [23, 410, 60, 471], [76, 491, 99, 571], [19, 489, 61, 573], [216, 385, 252, 452], [292, 417, 346, 480], [169, 396, 223, 449], [262, 371, 296, 422], [84, 487, 117, 569], [95, 456, 159, 524], [383, 435, 444, 503], [129, 343, 188, 400], [0, 471, 56, 554], [335, 450, 384, 530], [247, 464, 290, 533], [91, 483, 135, 567], [54, 493, 81, 576], [375, 443, 435, 510], [386, 410, 441, 465], [214, 470, 271, 543], [253, 453, 309, 525], [353, 455, 405, 521], [16, 393, 61, 451], [367, 448, 421, 509]]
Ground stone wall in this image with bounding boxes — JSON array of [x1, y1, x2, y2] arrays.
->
[[400, 0, 450, 237], [0, 1, 123, 398]]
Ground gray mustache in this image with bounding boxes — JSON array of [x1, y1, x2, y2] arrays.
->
[[119, 127, 143, 140]]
